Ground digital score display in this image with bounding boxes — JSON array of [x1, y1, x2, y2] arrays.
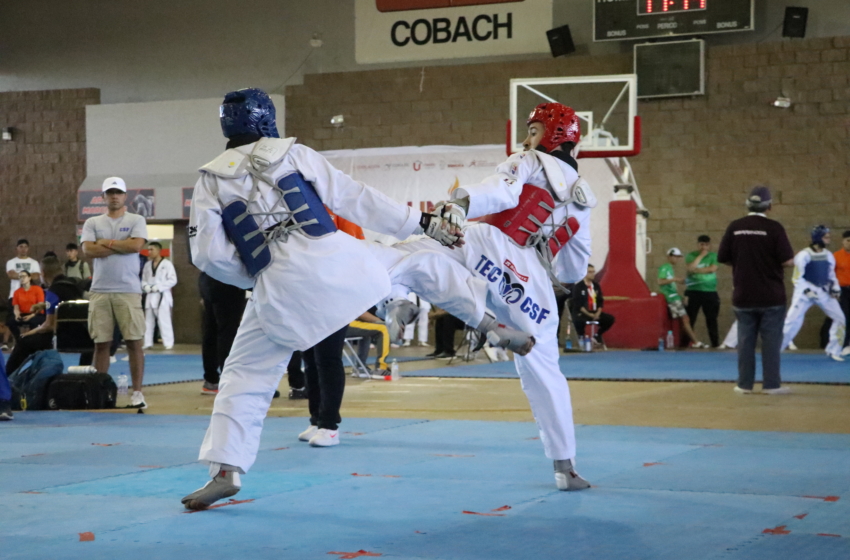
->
[[637, 0, 706, 16], [594, 0, 753, 42]]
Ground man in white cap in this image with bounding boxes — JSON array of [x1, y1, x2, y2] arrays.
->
[[81, 177, 149, 408], [658, 247, 703, 347]]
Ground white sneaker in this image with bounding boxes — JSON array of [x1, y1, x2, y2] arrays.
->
[[130, 391, 147, 409], [763, 386, 791, 395], [309, 428, 340, 447], [181, 464, 241, 510], [828, 353, 845, 362], [787, 342, 798, 351], [733, 386, 753, 394], [298, 425, 318, 442], [402, 340, 412, 347], [841, 346, 850, 357], [554, 459, 590, 491], [109, 356, 117, 364]]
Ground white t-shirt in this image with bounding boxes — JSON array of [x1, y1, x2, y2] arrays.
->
[[80, 210, 148, 293], [6, 257, 41, 298]]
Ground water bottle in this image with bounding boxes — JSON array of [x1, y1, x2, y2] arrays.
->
[[390, 359, 400, 381], [658, 337, 665, 352], [666, 330, 675, 350], [565, 338, 573, 351], [117, 373, 129, 396]]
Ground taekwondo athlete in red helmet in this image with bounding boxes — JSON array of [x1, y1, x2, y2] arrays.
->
[[384, 102, 595, 490]]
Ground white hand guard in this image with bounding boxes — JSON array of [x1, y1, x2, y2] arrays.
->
[[143, 285, 153, 294], [422, 202, 466, 248]]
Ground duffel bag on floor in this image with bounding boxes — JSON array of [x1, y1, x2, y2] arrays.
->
[[46, 373, 117, 410]]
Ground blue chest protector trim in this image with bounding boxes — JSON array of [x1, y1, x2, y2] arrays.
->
[[803, 256, 830, 288], [221, 200, 272, 278], [276, 173, 337, 238]]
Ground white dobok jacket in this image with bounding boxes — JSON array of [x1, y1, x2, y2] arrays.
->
[[453, 149, 595, 285], [189, 137, 421, 350], [141, 258, 178, 308]]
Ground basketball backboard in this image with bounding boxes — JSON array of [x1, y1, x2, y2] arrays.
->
[[508, 74, 640, 158]]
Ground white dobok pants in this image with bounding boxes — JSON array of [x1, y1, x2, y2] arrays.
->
[[722, 321, 738, 349], [387, 224, 578, 462], [144, 293, 174, 349], [782, 282, 846, 356], [201, 243, 492, 473]]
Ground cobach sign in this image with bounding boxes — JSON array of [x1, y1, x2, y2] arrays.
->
[[355, 0, 552, 63]]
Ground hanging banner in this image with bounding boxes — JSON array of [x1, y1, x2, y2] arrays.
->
[[78, 189, 156, 221], [355, 0, 552, 64]]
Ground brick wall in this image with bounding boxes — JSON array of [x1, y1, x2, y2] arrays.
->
[[287, 36, 850, 348], [0, 88, 100, 301]]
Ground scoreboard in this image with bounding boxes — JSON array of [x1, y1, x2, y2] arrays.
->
[[594, 0, 754, 42]]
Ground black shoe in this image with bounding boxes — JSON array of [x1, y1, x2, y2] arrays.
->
[[288, 387, 307, 400], [273, 390, 281, 399], [425, 351, 440, 358], [0, 400, 13, 421], [434, 351, 456, 359]]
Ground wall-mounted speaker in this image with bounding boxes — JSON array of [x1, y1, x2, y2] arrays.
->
[[634, 39, 704, 99], [546, 25, 575, 58], [782, 7, 808, 38]]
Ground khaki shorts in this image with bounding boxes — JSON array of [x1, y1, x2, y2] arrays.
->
[[667, 299, 687, 319], [88, 292, 145, 343]]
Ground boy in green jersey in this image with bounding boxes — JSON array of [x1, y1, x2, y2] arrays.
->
[[658, 248, 703, 348], [685, 235, 720, 347]]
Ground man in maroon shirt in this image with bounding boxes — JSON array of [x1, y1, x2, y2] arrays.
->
[[717, 185, 795, 395]]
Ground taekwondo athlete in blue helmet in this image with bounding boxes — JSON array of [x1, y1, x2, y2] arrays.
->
[[183, 89, 535, 510], [781, 225, 846, 361]]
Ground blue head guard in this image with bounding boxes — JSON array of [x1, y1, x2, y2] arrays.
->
[[220, 88, 279, 139], [811, 225, 830, 248]]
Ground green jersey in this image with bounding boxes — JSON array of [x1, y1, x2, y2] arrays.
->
[[658, 262, 681, 302], [685, 251, 718, 292]]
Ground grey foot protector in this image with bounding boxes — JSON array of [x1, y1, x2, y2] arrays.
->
[[477, 313, 536, 356], [554, 459, 591, 491], [385, 299, 420, 344], [182, 465, 242, 510]]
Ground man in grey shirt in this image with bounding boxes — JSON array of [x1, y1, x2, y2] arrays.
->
[[81, 177, 149, 408]]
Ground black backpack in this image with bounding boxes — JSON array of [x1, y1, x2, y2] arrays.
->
[[46, 373, 117, 410]]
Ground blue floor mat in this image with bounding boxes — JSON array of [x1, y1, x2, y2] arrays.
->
[[1, 412, 848, 560], [404, 351, 850, 384]]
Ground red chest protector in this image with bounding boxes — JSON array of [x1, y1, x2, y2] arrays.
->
[[480, 183, 579, 258]]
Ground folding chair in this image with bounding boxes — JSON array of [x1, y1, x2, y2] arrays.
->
[[447, 327, 488, 365], [342, 337, 372, 379]]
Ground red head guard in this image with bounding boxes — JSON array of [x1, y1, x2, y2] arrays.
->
[[526, 103, 581, 153]]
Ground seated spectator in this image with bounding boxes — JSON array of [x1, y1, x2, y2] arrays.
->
[[12, 271, 46, 338], [64, 242, 91, 284], [658, 248, 704, 348], [6, 239, 41, 343], [425, 307, 466, 359], [0, 351, 11, 420], [346, 309, 391, 374], [5, 257, 83, 374], [570, 264, 615, 348]]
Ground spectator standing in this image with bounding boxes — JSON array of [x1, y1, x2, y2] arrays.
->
[[685, 235, 721, 347], [717, 185, 795, 394], [402, 292, 431, 347], [658, 248, 703, 348], [81, 177, 148, 408], [780, 226, 845, 362], [198, 272, 247, 395], [834, 230, 850, 356], [12, 271, 45, 336], [425, 308, 466, 359], [63, 243, 91, 283], [570, 264, 615, 347], [6, 239, 41, 298], [141, 241, 178, 350]]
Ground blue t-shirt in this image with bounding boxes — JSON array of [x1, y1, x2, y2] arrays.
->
[[44, 290, 61, 316]]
